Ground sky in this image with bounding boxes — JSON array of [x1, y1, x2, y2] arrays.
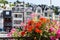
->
[[7, 0, 60, 6]]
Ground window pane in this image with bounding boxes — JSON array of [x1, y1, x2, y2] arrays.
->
[[15, 14, 17, 18], [18, 15, 22, 18], [26, 12, 32, 15], [38, 10, 40, 13], [6, 12, 9, 15], [14, 20, 22, 24], [16, 5, 19, 7], [12, 8, 15, 11], [49, 14, 52, 17], [20, 8, 24, 12], [20, 5, 24, 7], [17, 8, 20, 11], [14, 14, 22, 18], [45, 13, 47, 16]]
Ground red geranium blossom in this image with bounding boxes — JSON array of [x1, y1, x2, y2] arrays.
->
[[35, 22, 42, 28], [35, 28, 42, 34], [27, 26, 34, 32], [28, 20, 35, 25], [21, 31, 26, 36], [39, 18, 47, 23]]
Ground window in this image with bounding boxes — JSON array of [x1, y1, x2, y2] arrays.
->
[[45, 13, 47, 16], [4, 22, 12, 26], [20, 5, 24, 7], [19, 8, 24, 12], [17, 8, 20, 11], [18, 15, 22, 18], [21, 8, 24, 11], [15, 14, 17, 18], [4, 18, 12, 22], [14, 20, 22, 24], [38, 9, 40, 13], [12, 8, 15, 11], [49, 15, 52, 17], [16, 5, 19, 7], [14, 14, 22, 18], [6, 12, 9, 15], [26, 12, 32, 15], [21, 8, 24, 9]]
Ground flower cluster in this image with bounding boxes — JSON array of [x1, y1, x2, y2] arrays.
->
[[17, 17, 51, 39], [7, 14, 60, 40]]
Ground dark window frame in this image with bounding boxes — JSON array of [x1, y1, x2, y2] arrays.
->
[[14, 20, 22, 24]]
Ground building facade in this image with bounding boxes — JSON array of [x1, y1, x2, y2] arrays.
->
[[44, 8, 55, 20], [12, 2, 25, 28], [24, 7, 33, 23], [3, 10, 12, 32], [12, 3, 57, 28], [0, 3, 60, 32]]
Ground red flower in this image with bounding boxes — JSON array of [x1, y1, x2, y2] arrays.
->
[[39, 18, 47, 23], [35, 28, 42, 33], [27, 26, 34, 32], [28, 20, 35, 25], [24, 25, 28, 31], [21, 31, 25, 36], [35, 22, 42, 28], [24, 24, 30, 31]]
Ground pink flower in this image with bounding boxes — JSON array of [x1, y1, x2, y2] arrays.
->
[[30, 13, 37, 18], [26, 18, 30, 22], [7, 33, 12, 37], [56, 30, 60, 38], [50, 36, 55, 40], [11, 28, 16, 34], [52, 20, 57, 24], [11, 28, 16, 31], [11, 31, 16, 34], [49, 27, 55, 32], [20, 22, 24, 26]]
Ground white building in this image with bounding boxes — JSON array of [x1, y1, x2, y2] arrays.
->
[[44, 8, 55, 20], [24, 7, 33, 23], [12, 3, 60, 28], [35, 6, 43, 18], [12, 2, 25, 28]]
